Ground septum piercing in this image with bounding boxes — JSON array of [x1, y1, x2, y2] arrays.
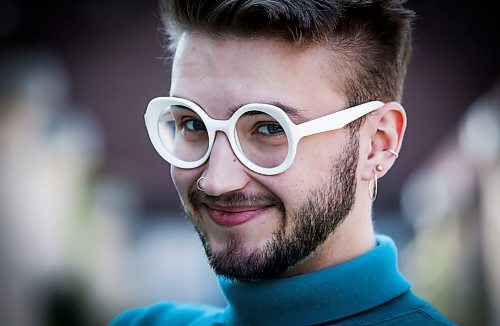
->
[[387, 149, 399, 158], [196, 176, 205, 192]]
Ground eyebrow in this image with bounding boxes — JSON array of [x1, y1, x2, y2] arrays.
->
[[170, 95, 308, 123], [226, 101, 308, 123]]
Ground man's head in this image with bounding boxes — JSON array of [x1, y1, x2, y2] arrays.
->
[[156, 0, 413, 281], [162, 0, 414, 106]]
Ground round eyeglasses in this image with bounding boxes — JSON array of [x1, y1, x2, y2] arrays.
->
[[144, 97, 384, 175]]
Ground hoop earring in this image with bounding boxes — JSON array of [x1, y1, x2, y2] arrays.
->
[[387, 149, 399, 158], [368, 171, 378, 202], [196, 176, 205, 192]]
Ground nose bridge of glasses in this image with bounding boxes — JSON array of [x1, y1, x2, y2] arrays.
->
[[206, 127, 248, 178], [210, 118, 233, 135], [204, 114, 236, 151]]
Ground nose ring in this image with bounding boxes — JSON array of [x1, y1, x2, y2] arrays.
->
[[196, 176, 205, 192]]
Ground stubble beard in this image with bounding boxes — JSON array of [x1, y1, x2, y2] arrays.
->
[[183, 130, 359, 282]]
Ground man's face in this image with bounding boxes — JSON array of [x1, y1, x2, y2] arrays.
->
[[169, 33, 360, 281]]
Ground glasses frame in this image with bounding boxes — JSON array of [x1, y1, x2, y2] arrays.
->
[[145, 97, 384, 175]]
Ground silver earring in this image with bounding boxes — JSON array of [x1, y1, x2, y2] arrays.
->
[[387, 149, 399, 158], [368, 171, 378, 202], [196, 176, 205, 192]]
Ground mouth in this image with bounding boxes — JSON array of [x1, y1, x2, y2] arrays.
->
[[203, 204, 273, 227]]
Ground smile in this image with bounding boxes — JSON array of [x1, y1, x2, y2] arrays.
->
[[204, 204, 273, 227]]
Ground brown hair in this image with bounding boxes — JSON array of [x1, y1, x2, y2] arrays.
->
[[160, 0, 415, 106]]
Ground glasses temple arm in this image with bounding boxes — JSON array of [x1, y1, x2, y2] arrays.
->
[[296, 101, 384, 138]]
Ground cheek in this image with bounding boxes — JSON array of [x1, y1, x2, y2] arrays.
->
[[254, 164, 317, 211], [171, 166, 199, 197], [261, 136, 342, 206], [295, 138, 336, 172]]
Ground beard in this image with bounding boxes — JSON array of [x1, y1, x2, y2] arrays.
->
[[183, 130, 359, 282]]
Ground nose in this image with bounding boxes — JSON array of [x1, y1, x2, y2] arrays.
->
[[200, 132, 250, 196]]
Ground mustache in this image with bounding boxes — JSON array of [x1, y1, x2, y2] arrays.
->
[[188, 188, 285, 212]]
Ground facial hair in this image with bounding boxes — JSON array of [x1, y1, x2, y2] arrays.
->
[[183, 130, 359, 282]]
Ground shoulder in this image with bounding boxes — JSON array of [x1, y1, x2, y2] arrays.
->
[[108, 302, 224, 326], [339, 292, 456, 325]]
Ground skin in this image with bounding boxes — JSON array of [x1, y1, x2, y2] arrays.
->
[[169, 32, 406, 279]]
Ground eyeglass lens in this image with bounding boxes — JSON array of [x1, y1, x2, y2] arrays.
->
[[157, 106, 290, 168]]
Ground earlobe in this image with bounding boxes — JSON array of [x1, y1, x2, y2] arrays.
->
[[360, 102, 407, 182]]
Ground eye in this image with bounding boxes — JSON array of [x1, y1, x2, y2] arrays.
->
[[183, 118, 206, 132], [256, 123, 284, 136]]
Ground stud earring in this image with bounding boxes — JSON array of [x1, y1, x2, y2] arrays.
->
[[376, 164, 383, 172]]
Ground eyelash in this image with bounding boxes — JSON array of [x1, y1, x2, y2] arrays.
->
[[181, 117, 206, 131], [254, 122, 284, 136]]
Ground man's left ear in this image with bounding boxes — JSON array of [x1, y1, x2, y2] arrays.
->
[[360, 101, 407, 181]]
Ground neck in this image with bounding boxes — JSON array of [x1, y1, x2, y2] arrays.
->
[[219, 235, 410, 326]]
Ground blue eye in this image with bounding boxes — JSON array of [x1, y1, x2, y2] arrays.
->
[[184, 119, 206, 131], [257, 123, 284, 136]]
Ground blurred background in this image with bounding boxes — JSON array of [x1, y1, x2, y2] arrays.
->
[[0, 0, 499, 325]]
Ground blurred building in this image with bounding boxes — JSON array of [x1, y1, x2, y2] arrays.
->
[[401, 80, 500, 325]]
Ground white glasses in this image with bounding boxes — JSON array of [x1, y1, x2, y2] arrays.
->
[[144, 97, 384, 175]]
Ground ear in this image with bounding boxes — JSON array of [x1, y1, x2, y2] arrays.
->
[[360, 102, 407, 181]]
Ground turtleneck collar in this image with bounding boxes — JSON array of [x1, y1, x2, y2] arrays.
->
[[217, 235, 411, 325]]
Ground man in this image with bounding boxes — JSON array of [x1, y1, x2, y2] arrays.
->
[[112, 0, 454, 325]]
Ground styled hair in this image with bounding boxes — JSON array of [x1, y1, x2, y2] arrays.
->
[[160, 0, 415, 106]]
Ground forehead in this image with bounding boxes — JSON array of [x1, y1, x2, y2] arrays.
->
[[169, 33, 346, 120]]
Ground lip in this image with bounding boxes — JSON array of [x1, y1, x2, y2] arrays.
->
[[204, 204, 272, 227]]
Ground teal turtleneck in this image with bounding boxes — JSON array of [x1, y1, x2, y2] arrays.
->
[[109, 235, 454, 325]]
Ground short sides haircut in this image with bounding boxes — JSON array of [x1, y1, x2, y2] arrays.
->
[[160, 0, 415, 106]]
